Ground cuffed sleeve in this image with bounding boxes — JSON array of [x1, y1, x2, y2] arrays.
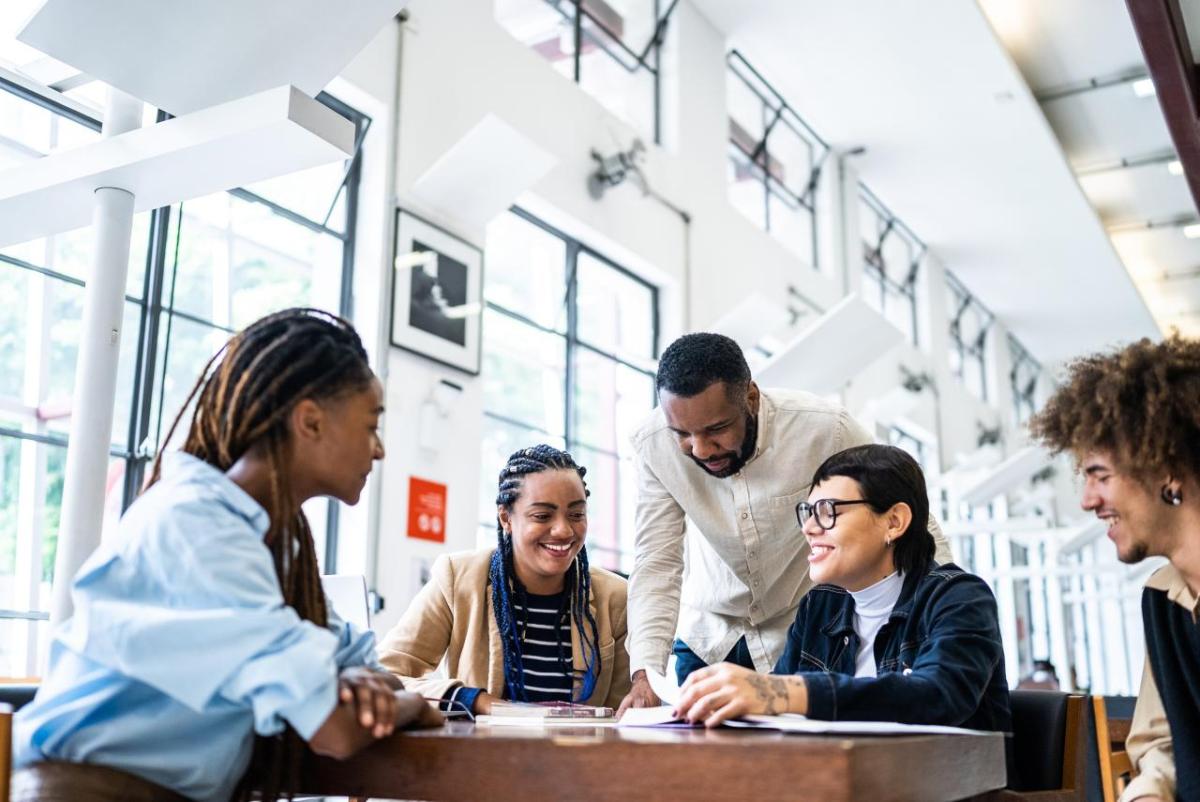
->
[[377, 554, 462, 700], [626, 451, 687, 676], [1120, 657, 1175, 802], [793, 575, 1004, 726]]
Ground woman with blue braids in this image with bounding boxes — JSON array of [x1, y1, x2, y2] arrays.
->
[[379, 444, 631, 714]]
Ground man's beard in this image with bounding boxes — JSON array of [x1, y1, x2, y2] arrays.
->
[[691, 412, 757, 478], [1117, 539, 1149, 564]]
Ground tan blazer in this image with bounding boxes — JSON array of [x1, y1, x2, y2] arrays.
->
[[378, 548, 632, 708]]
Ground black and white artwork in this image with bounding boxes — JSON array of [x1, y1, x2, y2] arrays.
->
[[390, 210, 483, 374]]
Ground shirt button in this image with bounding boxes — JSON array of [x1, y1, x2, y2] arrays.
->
[[741, 512, 748, 519], [903, 668, 913, 676], [843, 636, 850, 645]]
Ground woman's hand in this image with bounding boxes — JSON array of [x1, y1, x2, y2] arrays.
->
[[393, 690, 445, 729], [673, 663, 805, 727], [338, 667, 404, 737], [472, 692, 500, 715]]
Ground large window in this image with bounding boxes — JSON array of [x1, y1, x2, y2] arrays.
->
[[946, 271, 993, 401], [480, 208, 658, 573], [726, 49, 829, 268], [860, 186, 922, 346], [495, 0, 670, 144], [1008, 334, 1040, 426], [0, 65, 367, 675]]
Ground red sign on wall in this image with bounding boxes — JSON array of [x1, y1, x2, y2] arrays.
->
[[407, 476, 447, 543]]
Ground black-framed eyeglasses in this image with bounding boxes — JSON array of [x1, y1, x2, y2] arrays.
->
[[795, 498, 872, 530]]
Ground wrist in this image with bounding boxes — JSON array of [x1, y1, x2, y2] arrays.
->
[[631, 670, 648, 684], [787, 676, 808, 715]]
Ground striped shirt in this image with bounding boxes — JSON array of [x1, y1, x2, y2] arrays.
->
[[510, 591, 575, 702]]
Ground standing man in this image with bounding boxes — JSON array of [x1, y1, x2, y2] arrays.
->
[[618, 333, 951, 713], [1029, 336, 1200, 802]]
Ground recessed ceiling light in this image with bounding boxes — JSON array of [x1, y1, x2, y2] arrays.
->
[[1132, 78, 1157, 97], [1167, 160, 1184, 176], [1182, 223, 1200, 239]]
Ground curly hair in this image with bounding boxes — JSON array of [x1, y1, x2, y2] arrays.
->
[[656, 332, 751, 399], [1028, 335, 1200, 484]]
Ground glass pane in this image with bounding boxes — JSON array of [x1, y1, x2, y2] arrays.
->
[[768, 117, 815, 200], [572, 349, 654, 454], [882, 284, 916, 345], [881, 230, 916, 284], [578, 14, 656, 143], [575, 252, 655, 362], [241, 159, 350, 233], [166, 194, 343, 329], [1, 212, 152, 300], [40, 283, 141, 447], [767, 190, 814, 265], [727, 68, 766, 146], [480, 309, 566, 436], [570, 443, 621, 572], [484, 212, 567, 331], [728, 145, 767, 230], [0, 266, 28, 395], [152, 315, 230, 451], [495, 0, 574, 70], [0, 88, 99, 162], [478, 415, 564, 528]]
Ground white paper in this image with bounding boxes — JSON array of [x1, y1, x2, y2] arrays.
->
[[733, 714, 992, 736], [645, 667, 681, 706], [615, 705, 691, 728]]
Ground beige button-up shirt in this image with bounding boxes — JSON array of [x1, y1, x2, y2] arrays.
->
[[1120, 562, 1199, 802], [626, 388, 952, 675]]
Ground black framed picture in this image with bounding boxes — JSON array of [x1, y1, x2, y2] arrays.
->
[[390, 209, 483, 374]]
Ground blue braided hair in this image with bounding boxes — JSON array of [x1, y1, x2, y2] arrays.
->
[[490, 444, 602, 703]]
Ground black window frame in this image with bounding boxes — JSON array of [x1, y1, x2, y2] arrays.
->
[[859, 184, 924, 347], [0, 83, 369, 621], [479, 206, 660, 568], [946, 271, 994, 401]]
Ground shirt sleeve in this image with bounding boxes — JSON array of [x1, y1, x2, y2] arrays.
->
[[58, 497, 340, 740], [796, 574, 1005, 726], [626, 450, 688, 676], [1120, 656, 1175, 802], [325, 602, 384, 672]]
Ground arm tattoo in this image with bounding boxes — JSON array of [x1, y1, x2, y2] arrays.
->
[[747, 673, 790, 715]]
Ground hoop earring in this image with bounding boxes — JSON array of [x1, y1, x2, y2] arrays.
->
[[1161, 485, 1183, 506]]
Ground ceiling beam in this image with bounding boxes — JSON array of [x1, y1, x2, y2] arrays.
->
[[1126, 0, 1200, 214], [1073, 147, 1177, 175], [1033, 66, 1149, 103]]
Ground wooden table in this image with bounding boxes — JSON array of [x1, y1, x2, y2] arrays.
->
[[301, 721, 1007, 801]]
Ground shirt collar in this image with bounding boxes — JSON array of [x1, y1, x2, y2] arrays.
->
[[1145, 562, 1200, 621], [746, 388, 775, 466], [159, 451, 270, 534]]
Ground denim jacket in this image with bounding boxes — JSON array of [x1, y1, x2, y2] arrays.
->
[[773, 562, 1011, 733]]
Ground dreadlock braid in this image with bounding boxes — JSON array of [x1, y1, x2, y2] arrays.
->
[[490, 444, 602, 703], [147, 307, 374, 802]]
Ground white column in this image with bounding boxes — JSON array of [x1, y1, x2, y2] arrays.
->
[[49, 88, 143, 627]]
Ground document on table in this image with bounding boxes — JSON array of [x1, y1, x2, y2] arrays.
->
[[616, 706, 989, 736]]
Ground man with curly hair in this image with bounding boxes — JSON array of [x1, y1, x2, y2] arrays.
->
[[616, 332, 952, 715], [1029, 335, 1200, 802]]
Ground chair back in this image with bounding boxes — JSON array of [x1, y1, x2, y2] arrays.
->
[[2, 701, 12, 802], [1008, 690, 1086, 793], [0, 686, 37, 714], [1092, 696, 1136, 802], [321, 574, 371, 631]]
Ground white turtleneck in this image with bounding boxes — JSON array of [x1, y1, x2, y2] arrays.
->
[[849, 570, 905, 678]]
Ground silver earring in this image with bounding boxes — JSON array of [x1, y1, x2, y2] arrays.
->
[[1161, 485, 1183, 506]]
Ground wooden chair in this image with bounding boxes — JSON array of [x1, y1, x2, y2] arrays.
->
[[1093, 696, 1136, 802], [2, 701, 12, 802], [985, 690, 1087, 801]]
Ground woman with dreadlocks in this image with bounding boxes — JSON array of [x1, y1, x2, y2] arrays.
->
[[379, 444, 631, 715], [14, 308, 440, 802]]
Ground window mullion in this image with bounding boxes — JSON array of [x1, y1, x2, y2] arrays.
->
[[564, 241, 580, 449]]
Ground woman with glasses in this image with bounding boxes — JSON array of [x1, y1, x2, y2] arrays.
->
[[673, 444, 1011, 736], [378, 444, 631, 716]]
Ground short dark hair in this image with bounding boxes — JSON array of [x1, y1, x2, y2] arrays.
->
[[656, 332, 751, 398], [1029, 335, 1200, 485], [811, 444, 936, 576]]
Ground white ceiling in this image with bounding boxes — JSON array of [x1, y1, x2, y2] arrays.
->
[[689, 0, 1160, 361], [980, 0, 1200, 338]]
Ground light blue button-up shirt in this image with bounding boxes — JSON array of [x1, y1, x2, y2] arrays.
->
[[15, 452, 381, 802]]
